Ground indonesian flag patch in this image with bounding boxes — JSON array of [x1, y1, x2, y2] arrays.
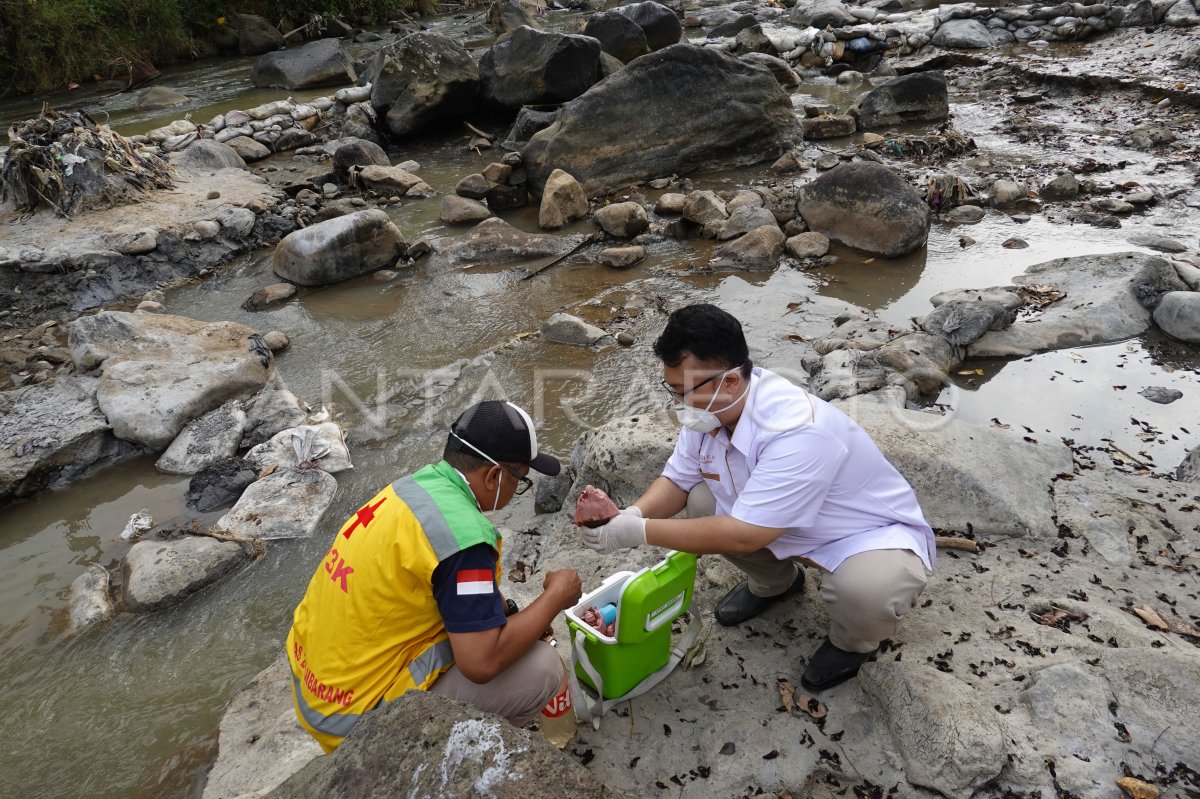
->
[[456, 568, 494, 596]]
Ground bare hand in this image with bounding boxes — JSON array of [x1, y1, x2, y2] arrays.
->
[[543, 569, 582, 610]]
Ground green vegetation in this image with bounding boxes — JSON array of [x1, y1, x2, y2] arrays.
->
[[0, 0, 433, 97]]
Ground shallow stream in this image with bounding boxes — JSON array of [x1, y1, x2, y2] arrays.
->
[[1, 8, 1198, 797]]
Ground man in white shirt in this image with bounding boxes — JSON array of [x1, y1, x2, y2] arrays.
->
[[581, 304, 935, 691]]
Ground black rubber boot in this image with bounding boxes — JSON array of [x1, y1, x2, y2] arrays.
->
[[800, 638, 874, 692], [713, 569, 805, 627]]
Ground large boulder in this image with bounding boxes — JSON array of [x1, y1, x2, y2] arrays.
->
[[250, 39, 357, 90], [332, 138, 390, 182], [565, 413, 678, 508], [523, 43, 799, 195], [68, 312, 274, 450], [264, 691, 618, 799], [242, 386, 309, 448], [796, 162, 931, 257], [584, 10, 651, 63], [214, 469, 339, 540], [931, 18, 997, 48], [175, 139, 247, 172], [364, 32, 480, 138], [68, 565, 114, 631], [272, 209, 406, 287], [122, 535, 253, 612], [1178, 446, 1200, 483], [478, 26, 603, 110], [1152, 290, 1200, 343], [0, 376, 131, 506], [712, 225, 785, 270], [155, 401, 246, 475], [844, 404, 1073, 540], [538, 168, 589, 229], [436, 217, 584, 266], [850, 71, 950, 130], [232, 14, 285, 56], [615, 0, 683, 50], [969, 253, 1189, 357], [790, 0, 857, 28]]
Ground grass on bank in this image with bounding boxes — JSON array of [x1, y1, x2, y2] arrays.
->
[[0, 0, 434, 97]]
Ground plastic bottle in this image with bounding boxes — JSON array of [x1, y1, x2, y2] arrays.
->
[[539, 674, 577, 748]]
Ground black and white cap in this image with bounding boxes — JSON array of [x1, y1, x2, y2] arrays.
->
[[450, 400, 561, 476]]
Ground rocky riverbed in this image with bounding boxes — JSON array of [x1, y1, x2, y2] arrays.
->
[[1, 0, 1198, 796]]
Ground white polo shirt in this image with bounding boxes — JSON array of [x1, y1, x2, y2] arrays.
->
[[661, 366, 936, 572]]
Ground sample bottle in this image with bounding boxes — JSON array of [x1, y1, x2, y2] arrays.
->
[[539, 672, 577, 748]]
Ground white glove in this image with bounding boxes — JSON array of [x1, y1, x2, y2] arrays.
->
[[581, 513, 647, 554], [619, 506, 643, 518]]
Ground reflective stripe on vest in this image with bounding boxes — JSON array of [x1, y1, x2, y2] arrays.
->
[[292, 639, 455, 739], [390, 476, 462, 561]]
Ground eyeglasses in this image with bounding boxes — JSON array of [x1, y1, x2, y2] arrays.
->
[[660, 371, 727, 402], [498, 463, 534, 495]]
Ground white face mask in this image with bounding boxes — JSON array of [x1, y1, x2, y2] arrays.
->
[[673, 367, 750, 433]]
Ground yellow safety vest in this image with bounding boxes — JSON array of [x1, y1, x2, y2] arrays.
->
[[286, 460, 500, 752]]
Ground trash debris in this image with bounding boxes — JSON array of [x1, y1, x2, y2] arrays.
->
[[1, 107, 174, 215], [119, 508, 154, 540]]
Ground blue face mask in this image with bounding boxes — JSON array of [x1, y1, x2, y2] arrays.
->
[[673, 368, 750, 433]]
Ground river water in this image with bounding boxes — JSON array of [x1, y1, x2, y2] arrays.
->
[[1, 8, 1198, 798]]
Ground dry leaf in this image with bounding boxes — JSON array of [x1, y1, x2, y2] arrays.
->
[[785, 334, 806, 342], [1030, 606, 1087, 631], [258, 463, 277, 479], [1131, 604, 1169, 631], [796, 693, 827, 720], [863, 257, 876, 264], [1116, 776, 1160, 799], [778, 679, 796, 715]]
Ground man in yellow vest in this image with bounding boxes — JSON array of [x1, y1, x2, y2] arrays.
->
[[287, 400, 582, 752]]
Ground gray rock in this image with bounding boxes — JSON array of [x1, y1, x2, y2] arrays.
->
[[970, 253, 1188, 357], [802, 114, 857, 140], [791, 0, 857, 28], [186, 457, 260, 512], [272, 209, 406, 287], [502, 107, 560, 149], [731, 24, 773, 56], [931, 18, 997, 47], [364, 32, 480, 138], [243, 282, 297, 312], [720, 205, 778, 240], [1127, 231, 1187, 253], [797, 162, 931, 257], [616, 0, 683, 50], [859, 662, 1006, 799], [0, 376, 130, 505], [850, 71, 949, 130], [136, 86, 189, 110], [1092, 197, 1134, 215], [538, 168, 589, 229], [479, 26, 603, 110], [523, 44, 799, 195], [991, 178, 1026, 205], [655, 192, 686, 215], [202, 654, 323, 799], [944, 204, 985, 224], [584, 10, 651, 63], [68, 312, 273, 450], [594, 201, 650, 238], [332, 138, 389, 182], [712, 13, 759, 37], [351, 164, 432, 196], [535, 467, 575, 513], [122, 535, 252, 612], [484, 183, 528, 211], [440, 195, 492, 225], [264, 691, 616, 799], [712, 225, 785, 270], [232, 13, 285, 56], [1124, 124, 1176, 149], [815, 152, 841, 170], [812, 316, 892, 354], [224, 136, 272, 162], [68, 565, 115, 631], [682, 190, 729, 225], [1104, 649, 1200, 769], [921, 300, 1015, 346], [251, 39, 357, 90], [216, 207, 257, 239], [1139, 386, 1183, 404], [598, 246, 646, 268], [455, 173, 491, 200], [115, 228, 158, 255], [156, 401, 246, 475], [566, 414, 678, 508], [262, 331, 289, 352], [848, 405, 1073, 539], [214, 468, 339, 540], [245, 423, 353, 475], [439, 217, 582, 266], [175, 139, 248, 172], [1177, 446, 1200, 483], [1040, 172, 1079, 201], [1153, 290, 1200, 343], [541, 313, 615, 348], [738, 53, 801, 87]]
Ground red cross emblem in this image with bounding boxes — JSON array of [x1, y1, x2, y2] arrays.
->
[[343, 496, 386, 540]]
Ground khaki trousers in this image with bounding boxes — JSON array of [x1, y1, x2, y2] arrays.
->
[[428, 640, 562, 726], [687, 483, 928, 653]]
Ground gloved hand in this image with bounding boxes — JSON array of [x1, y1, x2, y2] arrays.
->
[[581, 513, 647, 554], [619, 505, 643, 518]]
